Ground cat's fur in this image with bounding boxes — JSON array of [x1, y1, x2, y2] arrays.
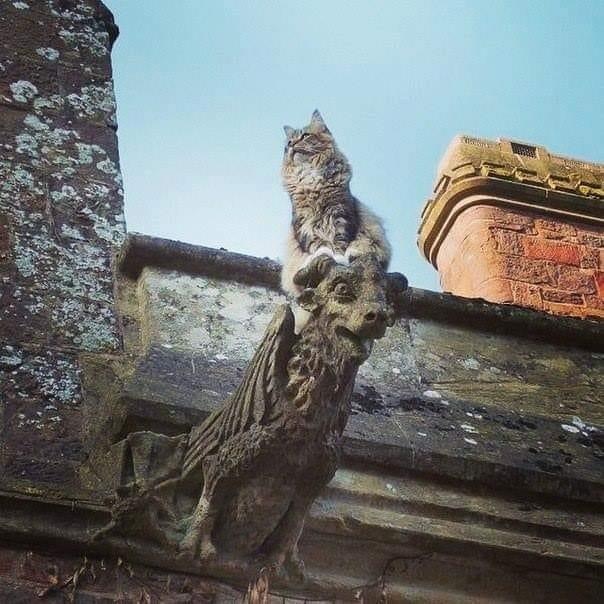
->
[[281, 110, 391, 298]]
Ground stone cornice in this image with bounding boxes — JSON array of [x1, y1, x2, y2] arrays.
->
[[418, 178, 604, 267], [118, 234, 604, 351], [418, 135, 604, 269]]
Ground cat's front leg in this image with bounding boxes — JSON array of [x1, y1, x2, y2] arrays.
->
[[310, 246, 348, 266], [345, 238, 388, 267], [301, 245, 336, 268]]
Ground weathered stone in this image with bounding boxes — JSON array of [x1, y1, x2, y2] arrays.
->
[[94, 256, 408, 581], [0, 0, 124, 498], [1, 4, 603, 602], [419, 135, 604, 319]]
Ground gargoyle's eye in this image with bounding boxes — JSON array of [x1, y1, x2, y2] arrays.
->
[[334, 282, 351, 297]]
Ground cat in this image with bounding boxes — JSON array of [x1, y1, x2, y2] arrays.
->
[[280, 110, 391, 300]]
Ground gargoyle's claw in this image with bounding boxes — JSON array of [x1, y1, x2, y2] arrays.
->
[[198, 539, 217, 560], [283, 550, 305, 582]]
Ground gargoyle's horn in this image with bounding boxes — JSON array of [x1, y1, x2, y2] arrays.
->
[[386, 271, 409, 312], [293, 254, 337, 288]]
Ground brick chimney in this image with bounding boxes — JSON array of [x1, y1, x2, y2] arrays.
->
[[418, 136, 604, 319]]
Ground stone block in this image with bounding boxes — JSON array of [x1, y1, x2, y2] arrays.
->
[[510, 281, 542, 308], [541, 289, 584, 305], [554, 265, 596, 294], [523, 238, 581, 266], [535, 218, 578, 240], [493, 228, 525, 255]]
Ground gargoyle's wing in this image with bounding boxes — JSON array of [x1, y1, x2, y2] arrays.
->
[[182, 304, 296, 478]]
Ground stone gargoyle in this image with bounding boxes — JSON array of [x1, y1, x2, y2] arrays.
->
[[93, 254, 408, 578]]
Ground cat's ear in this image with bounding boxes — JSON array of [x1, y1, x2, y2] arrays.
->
[[310, 109, 329, 133], [283, 125, 295, 138]]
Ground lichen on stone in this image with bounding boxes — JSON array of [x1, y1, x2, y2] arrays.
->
[[35, 47, 60, 61], [67, 80, 117, 126], [59, 26, 110, 57], [10, 80, 38, 103]]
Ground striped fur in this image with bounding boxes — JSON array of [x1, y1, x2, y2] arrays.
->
[[281, 110, 391, 297]]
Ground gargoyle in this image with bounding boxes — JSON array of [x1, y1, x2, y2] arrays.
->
[[95, 254, 407, 578]]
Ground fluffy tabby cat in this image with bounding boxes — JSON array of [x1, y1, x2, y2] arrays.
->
[[281, 110, 391, 299]]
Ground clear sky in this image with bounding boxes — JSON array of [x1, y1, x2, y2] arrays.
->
[[104, 1, 603, 291]]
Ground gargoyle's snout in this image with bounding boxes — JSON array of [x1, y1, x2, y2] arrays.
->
[[359, 304, 389, 339]]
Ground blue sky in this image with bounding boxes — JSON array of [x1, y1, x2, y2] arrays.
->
[[105, 1, 603, 291]]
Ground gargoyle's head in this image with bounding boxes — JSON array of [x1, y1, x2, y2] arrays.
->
[[294, 254, 408, 364]]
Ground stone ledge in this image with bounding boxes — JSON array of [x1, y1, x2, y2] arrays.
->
[[118, 232, 282, 289], [1, 455, 602, 603], [117, 233, 604, 352]]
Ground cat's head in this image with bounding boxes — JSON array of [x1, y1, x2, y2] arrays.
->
[[281, 110, 352, 192]]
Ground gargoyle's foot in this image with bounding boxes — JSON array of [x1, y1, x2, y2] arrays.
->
[[282, 550, 305, 582], [176, 533, 198, 560], [199, 539, 218, 561], [251, 548, 305, 583], [177, 532, 217, 563]]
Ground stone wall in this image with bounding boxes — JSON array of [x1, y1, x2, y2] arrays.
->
[[0, 0, 124, 494]]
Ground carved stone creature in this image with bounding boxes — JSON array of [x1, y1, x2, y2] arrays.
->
[[95, 254, 407, 579], [178, 255, 406, 572]]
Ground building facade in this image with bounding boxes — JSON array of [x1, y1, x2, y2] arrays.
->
[[0, 2, 602, 602]]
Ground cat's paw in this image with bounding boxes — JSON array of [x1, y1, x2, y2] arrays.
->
[[301, 246, 335, 269], [314, 245, 335, 258], [344, 247, 361, 264]]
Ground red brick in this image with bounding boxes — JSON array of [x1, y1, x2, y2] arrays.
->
[[555, 266, 596, 294], [535, 218, 577, 240], [596, 272, 604, 298], [523, 239, 581, 266], [575, 226, 604, 247], [511, 281, 543, 309], [500, 256, 558, 287], [541, 289, 584, 305], [493, 228, 524, 255], [579, 247, 600, 269], [434, 202, 604, 319]]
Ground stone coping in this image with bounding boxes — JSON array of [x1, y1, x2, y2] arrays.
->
[[418, 178, 604, 267], [418, 134, 604, 267], [118, 233, 604, 351]]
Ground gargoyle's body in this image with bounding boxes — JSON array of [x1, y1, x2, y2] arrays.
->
[[96, 255, 407, 578], [179, 256, 400, 572]]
